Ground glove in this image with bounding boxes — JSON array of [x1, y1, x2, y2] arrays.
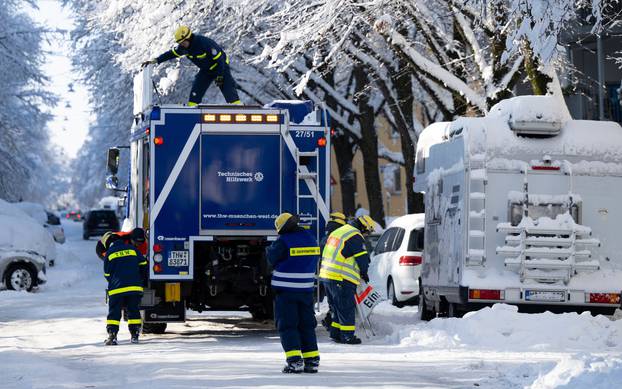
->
[[141, 59, 156, 68], [362, 274, 370, 283], [215, 75, 224, 88]]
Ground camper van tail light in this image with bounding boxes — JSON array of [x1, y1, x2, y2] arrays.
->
[[145, 127, 150, 135], [317, 137, 327, 147], [154, 263, 163, 273], [587, 293, 620, 304], [154, 136, 164, 146], [153, 244, 163, 253], [469, 289, 503, 300], [399, 256, 422, 266], [532, 165, 560, 171], [330, 128, 336, 137], [153, 253, 163, 263]]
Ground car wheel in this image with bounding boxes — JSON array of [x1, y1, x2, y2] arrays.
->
[[5, 264, 36, 292], [388, 278, 404, 308], [418, 282, 435, 321]]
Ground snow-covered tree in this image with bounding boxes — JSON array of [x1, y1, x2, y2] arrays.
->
[[0, 0, 57, 203]]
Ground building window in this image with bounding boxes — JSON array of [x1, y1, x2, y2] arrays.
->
[[383, 164, 401, 194]]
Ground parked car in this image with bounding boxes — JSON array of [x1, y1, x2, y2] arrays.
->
[[368, 214, 425, 307], [12, 203, 65, 264], [0, 199, 54, 291], [83, 209, 120, 240], [66, 210, 83, 221], [45, 211, 66, 245]]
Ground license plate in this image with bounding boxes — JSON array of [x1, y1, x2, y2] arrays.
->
[[525, 290, 566, 302], [98, 223, 108, 227], [168, 251, 189, 267]]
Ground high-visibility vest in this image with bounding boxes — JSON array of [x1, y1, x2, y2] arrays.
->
[[319, 224, 362, 285]]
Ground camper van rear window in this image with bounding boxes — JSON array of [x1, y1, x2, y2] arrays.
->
[[202, 113, 283, 124]]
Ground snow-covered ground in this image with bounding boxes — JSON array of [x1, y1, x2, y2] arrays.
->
[[1, 220, 622, 388]]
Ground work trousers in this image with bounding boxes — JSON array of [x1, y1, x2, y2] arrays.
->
[[189, 64, 240, 105], [107, 293, 142, 334], [274, 291, 320, 364], [324, 280, 356, 341]]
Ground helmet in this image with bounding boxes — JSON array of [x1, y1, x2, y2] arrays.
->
[[329, 212, 346, 225], [131, 227, 146, 243], [356, 215, 376, 233], [274, 212, 298, 234], [101, 231, 119, 249], [174, 25, 192, 43]]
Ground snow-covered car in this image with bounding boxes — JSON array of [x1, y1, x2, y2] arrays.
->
[[12, 202, 66, 251], [369, 214, 425, 307], [0, 199, 55, 290]]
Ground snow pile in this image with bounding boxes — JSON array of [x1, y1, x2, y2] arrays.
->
[[12, 201, 48, 225], [488, 95, 571, 127], [528, 354, 622, 389], [393, 304, 621, 351]]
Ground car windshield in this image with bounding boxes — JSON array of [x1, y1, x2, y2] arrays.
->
[[46, 212, 61, 225]]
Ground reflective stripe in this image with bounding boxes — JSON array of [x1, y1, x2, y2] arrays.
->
[[139, 261, 148, 266], [285, 350, 302, 358], [212, 51, 222, 60], [231, 100, 242, 105], [271, 280, 315, 288], [226, 56, 230, 64], [108, 249, 137, 260], [172, 48, 182, 57], [331, 321, 341, 329], [209, 62, 218, 70], [302, 350, 319, 358], [108, 286, 143, 296], [196, 52, 207, 58], [353, 250, 368, 258], [107, 320, 120, 326], [290, 247, 320, 256], [104, 273, 110, 277], [187, 102, 198, 107], [128, 319, 142, 325], [273, 271, 316, 279], [340, 325, 355, 331]]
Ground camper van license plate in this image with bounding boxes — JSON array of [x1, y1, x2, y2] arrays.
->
[[168, 251, 189, 267], [525, 290, 565, 302]]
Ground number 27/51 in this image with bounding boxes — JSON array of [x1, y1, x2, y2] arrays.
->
[[295, 130, 313, 138]]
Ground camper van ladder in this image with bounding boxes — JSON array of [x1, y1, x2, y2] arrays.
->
[[467, 153, 487, 266], [295, 148, 320, 242]]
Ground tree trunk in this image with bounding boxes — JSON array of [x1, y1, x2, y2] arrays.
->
[[332, 133, 357, 216], [353, 64, 386, 226]]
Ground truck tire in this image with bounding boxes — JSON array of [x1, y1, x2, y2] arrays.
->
[[418, 283, 435, 321], [5, 263, 37, 292], [142, 323, 167, 334]]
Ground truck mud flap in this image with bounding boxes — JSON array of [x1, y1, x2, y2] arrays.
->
[[143, 301, 186, 323]]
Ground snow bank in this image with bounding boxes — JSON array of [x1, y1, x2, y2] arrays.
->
[[529, 354, 622, 389]]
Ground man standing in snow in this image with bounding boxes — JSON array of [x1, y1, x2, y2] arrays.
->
[[102, 233, 148, 345], [318, 212, 347, 331], [319, 215, 375, 344], [266, 212, 321, 374], [142, 26, 242, 107]]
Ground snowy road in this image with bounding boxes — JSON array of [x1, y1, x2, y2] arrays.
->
[[1, 221, 622, 388]]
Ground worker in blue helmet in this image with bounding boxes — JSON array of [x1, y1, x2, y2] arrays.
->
[[266, 212, 321, 374]]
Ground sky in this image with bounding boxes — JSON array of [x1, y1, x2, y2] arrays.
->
[[30, 0, 90, 160]]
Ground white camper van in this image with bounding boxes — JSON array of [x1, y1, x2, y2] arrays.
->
[[415, 95, 622, 319]]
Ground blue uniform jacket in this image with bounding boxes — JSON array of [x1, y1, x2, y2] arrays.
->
[[104, 241, 148, 296], [267, 228, 320, 293], [340, 233, 370, 280], [156, 35, 228, 76]]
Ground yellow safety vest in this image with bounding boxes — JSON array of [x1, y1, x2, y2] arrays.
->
[[319, 224, 363, 285]]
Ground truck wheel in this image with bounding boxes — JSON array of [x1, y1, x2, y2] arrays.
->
[[142, 323, 167, 334], [418, 283, 435, 321], [5, 264, 37, 292], [388, 278, 404, 308], [448, 302, 464, 318]]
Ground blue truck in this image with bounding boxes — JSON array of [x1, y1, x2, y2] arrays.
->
[[105, 73, 331, 332]]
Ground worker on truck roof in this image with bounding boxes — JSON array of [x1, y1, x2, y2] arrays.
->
[[142, 26, 242, 107]]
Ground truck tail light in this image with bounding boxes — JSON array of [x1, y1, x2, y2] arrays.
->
[[399, 255, 422, 266], [154, 136, 164, 145], [317, 137, 327, 147], [153, 244, 163, 253], [469, 289, 503, 300], [154, 264, 163, 273], [587, 293, 620, 304]]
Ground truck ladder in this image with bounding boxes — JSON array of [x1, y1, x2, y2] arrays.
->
[[466, 153, 487, 266], [295, 149, 321, 242]]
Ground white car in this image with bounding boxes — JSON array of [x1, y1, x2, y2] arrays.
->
[[369, 214, 424, 307], [13, 202, 66, 249]]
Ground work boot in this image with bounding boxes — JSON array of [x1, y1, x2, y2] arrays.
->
[[104, 332, 118, 346], [282, 360, 303, 374], [303, 358, 319, 374], [341, 336, 362, 345], [130, 331, 139, 344]]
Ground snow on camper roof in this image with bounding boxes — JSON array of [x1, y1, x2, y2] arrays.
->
[[417, 121, 450, 155]]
